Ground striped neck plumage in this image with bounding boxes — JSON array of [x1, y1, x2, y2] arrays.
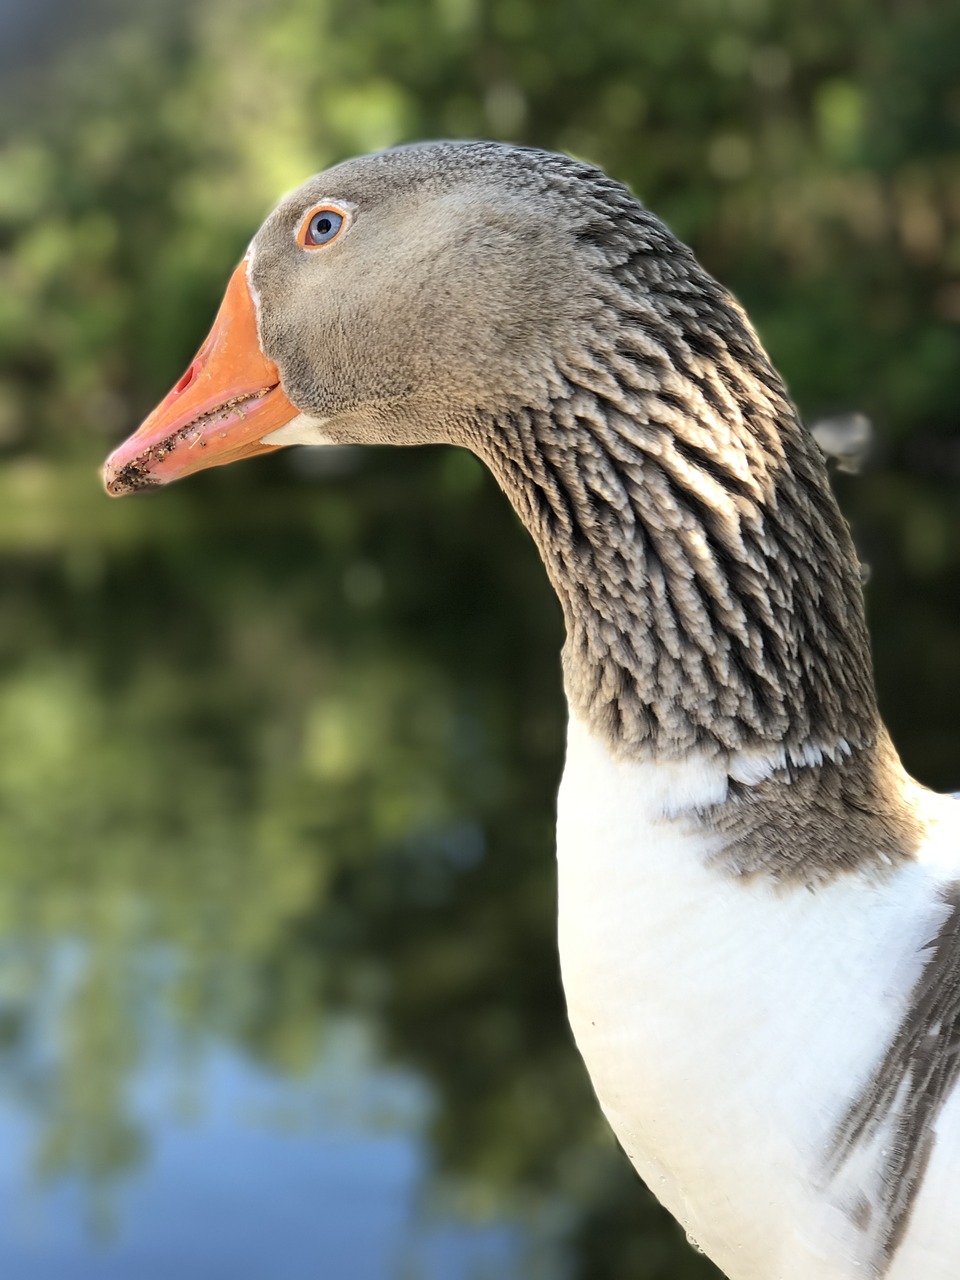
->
[[466, 259, 933, 884], [472, 306, 878, 768]]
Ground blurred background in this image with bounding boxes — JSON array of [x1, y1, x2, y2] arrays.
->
[[0, 0, 958, 1275]]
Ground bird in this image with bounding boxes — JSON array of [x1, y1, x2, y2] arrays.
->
[[102, 141, 960, 1280]]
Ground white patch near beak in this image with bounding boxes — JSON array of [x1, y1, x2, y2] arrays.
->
[[261, 414, 337, 447]]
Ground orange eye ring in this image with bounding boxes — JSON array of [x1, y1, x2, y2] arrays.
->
[[296, 203, 350, 249]]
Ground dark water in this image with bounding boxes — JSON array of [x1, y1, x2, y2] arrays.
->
[[0, 440, 956, 1278]]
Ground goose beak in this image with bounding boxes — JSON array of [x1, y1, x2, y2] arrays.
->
[[102, 260, 299, 495]]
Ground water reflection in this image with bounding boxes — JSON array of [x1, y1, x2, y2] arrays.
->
[[0, 985, 546, 1279], [0, 443, 955, 1277]]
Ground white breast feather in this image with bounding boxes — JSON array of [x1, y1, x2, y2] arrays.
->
[[556, 715, 960, 1280]]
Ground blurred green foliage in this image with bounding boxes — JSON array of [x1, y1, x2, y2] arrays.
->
[[2, 0, 959, 454], [0, 0, 958, 1275]]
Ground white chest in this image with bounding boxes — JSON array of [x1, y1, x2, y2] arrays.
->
[[555, 717, 957, 1280]]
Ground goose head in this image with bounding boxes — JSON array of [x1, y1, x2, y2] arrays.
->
[[103, 142, 626, 489]]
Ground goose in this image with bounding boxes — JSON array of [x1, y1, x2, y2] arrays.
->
[[101, 141, 960, 1280]]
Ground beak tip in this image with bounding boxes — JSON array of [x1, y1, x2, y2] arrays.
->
[[101, 453, 163, 498]]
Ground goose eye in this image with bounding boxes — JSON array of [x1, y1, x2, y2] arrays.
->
[[300, 206, 346, 248]]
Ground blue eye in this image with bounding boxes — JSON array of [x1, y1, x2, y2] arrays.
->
[[304, 207, 345, 247]]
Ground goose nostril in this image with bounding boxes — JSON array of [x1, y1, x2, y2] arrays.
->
[[173, 362, 199, 396]]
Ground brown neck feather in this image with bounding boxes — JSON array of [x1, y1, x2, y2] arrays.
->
[[457, 189, 935, 886], [468, 287, 879, 764]]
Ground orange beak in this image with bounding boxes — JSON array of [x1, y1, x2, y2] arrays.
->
[[102, 260, 299, 495]]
